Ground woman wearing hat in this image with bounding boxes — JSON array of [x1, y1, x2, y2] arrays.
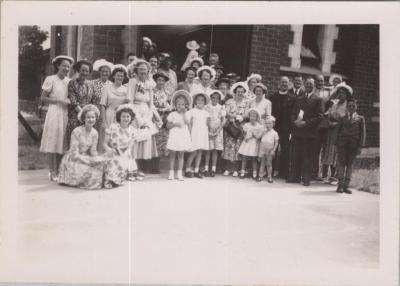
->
[[189, 57, 204, 71], [248, 83, 271, 126], [152, 72, 172, 170], [320, 82, 354, 183], [40, 55, 74, 182], [180, 40, 200, 72], [91, 59, 114, 152], [65, 59, 96, 149], [158, 56, 178, 95], [329, 74, 343, 88], [216, 77, 232, 105], [246, 73, 262, 101], [191, 65, 216, 96], [100, 65, 129, 143], [222, 82, 250, 177], [127, 59, 159, 172], [58, 104, 105, 189], [178, 67, 197, 94]]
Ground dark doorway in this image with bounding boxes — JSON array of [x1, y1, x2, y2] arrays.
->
[[141, 25, 251, 80]]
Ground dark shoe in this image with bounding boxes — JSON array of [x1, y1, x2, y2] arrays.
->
[[203, 170, 210, 177], [185, 171, 193, 178], [256, 176, 263, 182], [343, 187, 352, 194], [194, 172, 203, 179], [210, 171, 216, 177], [267, 177, 273, 183], [336, 185, 344, 193]]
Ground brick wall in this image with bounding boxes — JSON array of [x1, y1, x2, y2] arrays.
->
[[248, 25, 292, 95]]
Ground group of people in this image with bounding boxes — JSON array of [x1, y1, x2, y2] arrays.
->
[[39, 38, 366, 194]]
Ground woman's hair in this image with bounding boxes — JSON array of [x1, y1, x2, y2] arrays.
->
[[79, 104, 100, 123], [159, 57, 172, 70], [185, 66, 196, 76], [116, 108, 135, 123], [233, 85, 246, 94], [253, 85, 265, 94], [337, 86, 354, 101], [52, 58, 70, 73], [110, 67, 128, 84], [194, 93, 207, 105], [73, 61, 93, 73], [198, 69, 212, 80]]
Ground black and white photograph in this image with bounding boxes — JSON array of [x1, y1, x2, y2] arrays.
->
[[1, 2, 399, 286]]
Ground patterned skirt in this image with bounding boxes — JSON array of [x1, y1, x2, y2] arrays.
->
[[222, 130, 243, 162]]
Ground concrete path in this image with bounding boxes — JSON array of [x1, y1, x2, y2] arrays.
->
[[0, 170, 379, 285]]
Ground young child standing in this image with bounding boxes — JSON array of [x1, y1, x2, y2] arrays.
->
[[166, 90, 193, 180], [204, 90, 226, 177], [335, 98, 366, 194], [257, 116, 279, 183], [185, 93, 211, 179], [238, 108, 264, 179]]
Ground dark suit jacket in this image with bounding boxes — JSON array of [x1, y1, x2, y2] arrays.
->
[[289, 87, 305, 98], [270, 91, 296, 140], [291, 93, 323, 138], [336, 113, 366, 149]]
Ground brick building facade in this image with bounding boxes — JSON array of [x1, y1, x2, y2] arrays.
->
[[50, 25, 379, 148]]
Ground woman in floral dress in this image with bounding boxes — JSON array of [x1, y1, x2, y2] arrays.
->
[[127, 59, 159, 173], [92, 59, 114, 152], [58, 104, 105, 189], [222, 82, 250, 177], [103, 104, 150, 188], [40, 55, 74, 181], [65, 59, 96, 148]]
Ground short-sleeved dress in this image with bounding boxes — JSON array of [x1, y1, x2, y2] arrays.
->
[[65, 78, 96, 149], [259, 128, 279, 157], [166, 111, 192, 152], [40, 75, 70, 154], [238, 122, 264, 157], [249, 98, 272, 126], [186, 108, 210, 151], [100, 83, 128, 128], [205, 103, 226, 150], [58, 126, 104, 189]]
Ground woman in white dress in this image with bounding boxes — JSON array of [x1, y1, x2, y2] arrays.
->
[[39, 55, 74, 182], [248, 83, 271, 126]]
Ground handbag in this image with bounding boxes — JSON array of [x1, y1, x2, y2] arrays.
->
[[225, 121, 242, 139]]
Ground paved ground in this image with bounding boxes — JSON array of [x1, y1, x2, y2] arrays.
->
[[0, 170, 379, 285]]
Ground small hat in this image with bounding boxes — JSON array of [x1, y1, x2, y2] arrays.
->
[[73, 59, 92, 72], [111, 64, 128, 75], [152, 72, 169, 82], [52, 55, 74, 65], [190, 56, 204, 67], [93, 59, 114, 72], [133, 59, 151, 73], [265, 115, 276, 123], [208, 90, 224, 101], [253, 82, 268, 94], [246, 73, 262, 83], [329, 74, 343, 86], [216, 77, 231, 87], [197, 65, 217, 81], [186, 40, 200, 51], [171, 90, 192, 109], [78, 104, 100, 123], [143, 37, 152, 45], [192, 92, 211, 106], [247, 108, 261, 120], [230, 81, 249, 95], [332, 82, 353, 95]]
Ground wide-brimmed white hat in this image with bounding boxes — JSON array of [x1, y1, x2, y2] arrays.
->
[[186, 40, 200, 51], [246, 73, 262, 83], [196, 65, 216, 81], [93, 59, 114, 72], [332, 82, 353, 95], [192, 92, 211, 106], [143, 36, 152, 45], [171, 90, 192, 109], [190, 57, 204, 67], [78, 104, 100, 123], [130, 59, 151, 73], [51, 55, 74, 65], [329, 74, 343, 86], [253, 82, 268, 94], [230, 81, 249, 95], [208, 90, 224, 101]]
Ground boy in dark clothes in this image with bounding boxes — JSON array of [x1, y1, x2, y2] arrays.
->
[[335, 99, 366, 194]]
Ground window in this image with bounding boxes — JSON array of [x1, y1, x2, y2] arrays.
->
[[301, 25, 321, 68]]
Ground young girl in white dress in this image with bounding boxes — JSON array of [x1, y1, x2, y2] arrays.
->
[[204, 90, 226, 177], [184, 93, 211, 179], [257, 116, 279, 183], [39, 55, 74, 182], [238, 108, 264, 179], [166, 90, 193, 180]]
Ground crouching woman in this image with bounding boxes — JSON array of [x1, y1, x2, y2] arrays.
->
[[58, 104, 105, 189], [103, 104, 150, 188]]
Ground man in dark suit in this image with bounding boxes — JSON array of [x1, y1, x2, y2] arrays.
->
[[289, 74, 305, 98], [335, 99, 366, 194], [287, 78, 323, 186], [271, 76, 296, 179]]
